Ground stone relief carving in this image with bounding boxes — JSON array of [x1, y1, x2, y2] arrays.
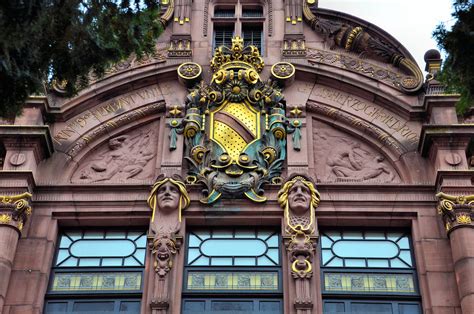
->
[[278, 175, 320, 313], [71, 127, 156, 183], [313, 122, 400, 183], [0, 192, 32, 233], [147, 175, 190, 313]]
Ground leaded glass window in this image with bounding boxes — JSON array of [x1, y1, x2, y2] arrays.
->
[[183, 228, 282, 313], [45, 229, 146, 314], [320, 230, 421, 314]]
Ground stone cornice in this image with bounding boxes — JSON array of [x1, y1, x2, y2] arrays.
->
[[0, 125, 54, 159], [418, 124, 474, 157]]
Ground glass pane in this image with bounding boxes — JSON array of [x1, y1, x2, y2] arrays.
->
[[60, 257, 78, 267], [257, 256, 274, 266], [364, 232, 386, 240], [78, 258, 100, 267], [83, 231, 104, 239], [134, 249, 146, 263], [45, 302, 68, 313], [212, 230, 232, 238], [397, 237, 410, 249], [189, 234, 202, 247], [211, 301, 253, 311], [56, 249, 70, 265], [345, 259, 366, 267], [106, 231, 125, 239], [66, 231, 82, 240], [259, 301, 281, 312], [59, 237, 72, 249], [387, 232, 403, 242], [201, 239, 266, 257], [367, 259, 389, 267], [119, 301, 141, 313], [324, 231, 341, 241], [72, 301, 114, 311], [183, 300, 206, 311], [123, 257, 140, 266], [212, 258, 233, 266], [332, 240, 398, 259], [193, 230, 210, 240], [187, 249, 201, 264], [266, 249, 279, 263], [351, 302, 393, 314], [398, 251, 413, 266], [191, 256, 209, 266], [102, 258, 123, 266], [135, 235, 147, 248], [324, 302, 345, 314], [399, 303, 421, 314], [326, 258, 343, 267], [390, 258, 408, 268], [321, 236, 333, 248], [70, 239, 136, 258], [342, 231, 362, 239], [127, 231, 143, 240], [266, 234, 279, 247], [235, 257, 256, 266], [257, 231, 271, 240], [235, 230, 255, 238], [321, 249, 334, 265]]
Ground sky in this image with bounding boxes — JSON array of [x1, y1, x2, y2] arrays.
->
[[318, 0, 454, 72]]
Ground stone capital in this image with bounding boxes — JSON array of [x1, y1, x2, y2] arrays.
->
[[436, 192, 474, 235], [0, 192, 32, 234]]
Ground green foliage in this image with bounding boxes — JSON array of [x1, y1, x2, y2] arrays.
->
[[434, 0, 474, 114], [0, 0, 162, 117]]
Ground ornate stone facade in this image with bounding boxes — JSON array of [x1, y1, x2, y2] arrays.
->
[[0, 2, 473, 314]]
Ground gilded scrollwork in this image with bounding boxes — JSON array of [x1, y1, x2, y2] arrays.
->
[[303, 3, 423, 94], [0, 192, 33, 233], [436, 192, 474, 234]]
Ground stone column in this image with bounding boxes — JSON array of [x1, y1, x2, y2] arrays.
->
[[0, 193, 32, 311], [436, 192, 474, 314]]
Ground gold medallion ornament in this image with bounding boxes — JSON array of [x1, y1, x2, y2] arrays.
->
[[175, 36, 299, 204]]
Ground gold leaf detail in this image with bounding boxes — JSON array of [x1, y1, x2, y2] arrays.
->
[[456, 214, 472, 225], [0, 214, 11, 224]]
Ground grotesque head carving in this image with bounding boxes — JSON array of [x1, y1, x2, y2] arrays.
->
[[278, 174, 320, 234]]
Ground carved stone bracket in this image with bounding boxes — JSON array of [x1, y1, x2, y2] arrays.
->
[[278, 174, 321, 313], [0, 192, 33, 233], [436, 192, 474, 234]]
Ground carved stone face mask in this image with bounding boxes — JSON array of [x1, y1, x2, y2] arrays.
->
[[157, 182, 180, 214], [288, 181, 311, 215]]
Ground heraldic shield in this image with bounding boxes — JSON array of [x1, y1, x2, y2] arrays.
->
[[174, 37, 296, 204]]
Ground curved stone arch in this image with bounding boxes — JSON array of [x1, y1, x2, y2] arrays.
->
[[307, 102, 412, 184], [296, 65, 420, 119]]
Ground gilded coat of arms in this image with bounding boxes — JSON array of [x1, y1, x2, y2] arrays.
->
[[174, 37, 296, 204]]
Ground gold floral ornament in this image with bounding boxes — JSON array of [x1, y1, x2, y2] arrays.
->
[[0, 192, 33, 233], [436, 192, 474, 234]]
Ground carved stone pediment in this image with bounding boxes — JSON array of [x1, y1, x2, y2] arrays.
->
[[313, 121, 400, 183], [71, 124, 157, 183]]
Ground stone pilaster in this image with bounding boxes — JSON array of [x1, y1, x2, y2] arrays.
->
[[436, 192, 474, 314], [0, 193, 32, 311]]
